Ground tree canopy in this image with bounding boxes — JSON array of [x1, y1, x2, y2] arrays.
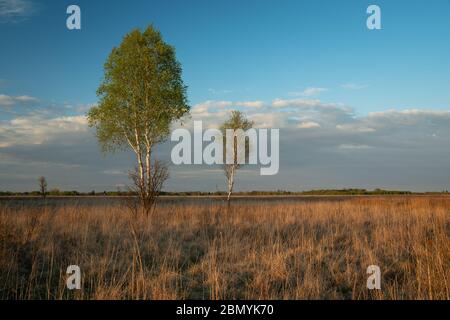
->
[[88, 25, 189, 154]]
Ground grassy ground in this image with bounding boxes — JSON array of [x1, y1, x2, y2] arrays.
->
[[0, 196, 448, 299]]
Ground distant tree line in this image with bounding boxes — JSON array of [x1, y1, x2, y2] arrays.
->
[[3, 189, 449, 197]]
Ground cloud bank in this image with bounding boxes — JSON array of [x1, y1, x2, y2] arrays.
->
[[1, 96, 450, 192]]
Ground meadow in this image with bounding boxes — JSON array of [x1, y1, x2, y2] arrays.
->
[[0, 196, 448, 300]]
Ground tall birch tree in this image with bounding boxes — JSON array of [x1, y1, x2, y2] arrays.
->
[[87, 25, 189, 215]]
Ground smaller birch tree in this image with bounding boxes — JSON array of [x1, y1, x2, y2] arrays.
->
[[220, 111, 254, 202]]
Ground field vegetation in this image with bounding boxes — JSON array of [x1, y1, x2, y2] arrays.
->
[[0, 196, 448, 299]]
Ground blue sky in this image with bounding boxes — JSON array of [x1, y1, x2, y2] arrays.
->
[[1, 0, 450, 192], [1, 0, 449, 113]]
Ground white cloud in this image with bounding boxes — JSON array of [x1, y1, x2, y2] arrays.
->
[[336, 124, 376, 133], [0, 93, 38, 106], [289, 87, 327, 97], [272, 98, 322, 108], [248, 112, 287, 128], [194, 100, 265, 110], [15, 95, 38, 103], [190, 100, 265, 124], [0, 94, 14, 106], [0, 0, 36, 23], [187, 98, 353, 131], [236, 100, 264, 108], [298, 121, 321, 129], [188, 99, 450, 145], [193, 100, 232, 110], [368, 109, 450, 118], [0, 114, 88, 148]]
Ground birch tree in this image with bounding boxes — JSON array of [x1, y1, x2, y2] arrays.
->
[[220, 111, 254, 202], [87, 26, 189, 215]]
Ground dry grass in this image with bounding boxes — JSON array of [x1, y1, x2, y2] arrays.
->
[[0, 196, 448, 300]]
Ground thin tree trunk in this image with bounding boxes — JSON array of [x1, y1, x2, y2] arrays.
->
[[134, 128, 145, 214], [145, 139, 152, 198], [136, 152, 145, 212], [144, 130, 153, 216], [145, 146, 152, 216], [227, 165, 235, 202]]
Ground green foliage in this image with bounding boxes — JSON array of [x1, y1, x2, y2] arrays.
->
[[219, 110, 254, 200], [87, 25, 189, 153], [220, 110, 254, 132], [220, 110, 254, 165]]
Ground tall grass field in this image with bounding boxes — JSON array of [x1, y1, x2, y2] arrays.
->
[[0, 196, 448, 300]]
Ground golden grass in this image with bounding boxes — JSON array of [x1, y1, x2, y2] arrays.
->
[[0, 196, 448, 300]]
